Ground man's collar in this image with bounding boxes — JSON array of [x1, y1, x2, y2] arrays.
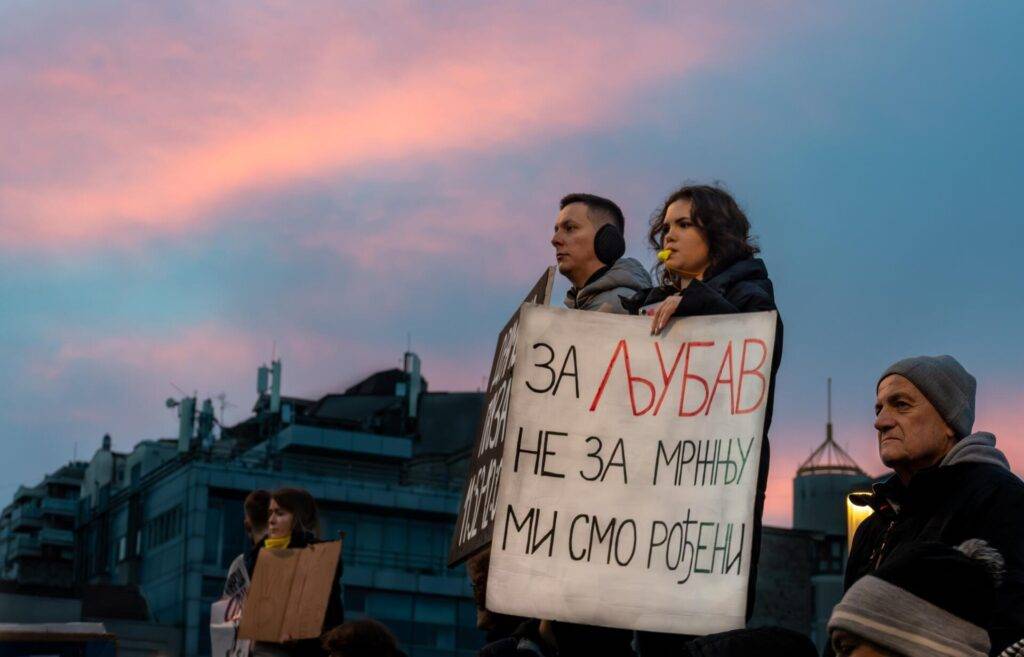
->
[[584, 265, 610, 288], [869, 461, 968, 512]]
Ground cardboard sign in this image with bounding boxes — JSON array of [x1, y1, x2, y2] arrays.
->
[[237, 540, 342, 642], [448, 267, 555, 567], [486, 305, 777, 635]]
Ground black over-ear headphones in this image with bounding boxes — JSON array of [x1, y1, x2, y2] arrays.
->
[[594, 223, 626, 265]]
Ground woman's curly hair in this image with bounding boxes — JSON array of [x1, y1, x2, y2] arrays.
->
[[648, 183, 759, 287]]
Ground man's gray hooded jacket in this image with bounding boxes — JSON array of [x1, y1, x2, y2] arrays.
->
[[563, 257, 651, 314]]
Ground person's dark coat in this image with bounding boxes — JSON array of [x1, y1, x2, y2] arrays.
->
[[246, 529, 345, 657], [477, 620, 554, 657], [624, 256, 783, 657], [842, 432, 1024, 656]]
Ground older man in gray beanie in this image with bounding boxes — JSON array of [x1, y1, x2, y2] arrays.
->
[[839, 355, 1024, 656]]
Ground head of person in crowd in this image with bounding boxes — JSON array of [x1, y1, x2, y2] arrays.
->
[[466, 548, 524, 639], [679, 626, 818, 657], [268, 487, 320, 540], [647, 183, 758, 287], [552, 193, 626, 289], [243, 489, 271, 545], [874, 355, 977, 484], [322, 619, 406, 657], [829, 539, 1003, 657]]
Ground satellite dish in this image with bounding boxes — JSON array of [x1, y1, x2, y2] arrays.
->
[[165, 398, 178, 408]]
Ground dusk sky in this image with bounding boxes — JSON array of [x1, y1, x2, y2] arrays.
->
[[2, 2, 1022, 526]]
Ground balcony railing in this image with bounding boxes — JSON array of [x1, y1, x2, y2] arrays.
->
[[10, 506, 42, 529], [41, 497, 77, 515], [13, 486, 43, 503], [38, 528, 74, 546], [10, 534, 41, 557]]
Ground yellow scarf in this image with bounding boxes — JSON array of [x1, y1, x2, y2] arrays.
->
[[265, 535, 291, 550]]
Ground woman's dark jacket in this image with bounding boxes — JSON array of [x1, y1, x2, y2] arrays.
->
[[624, 257, 783, 657], [842, 438, 1024, 656], [245, 529, 345, 657]]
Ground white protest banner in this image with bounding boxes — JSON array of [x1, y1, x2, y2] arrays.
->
[[486, 304, 777, 635]]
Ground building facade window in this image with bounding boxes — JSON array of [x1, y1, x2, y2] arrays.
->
[[144, 505, 182, 550]]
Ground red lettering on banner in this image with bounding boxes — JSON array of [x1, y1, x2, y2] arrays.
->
[[706, 342, 735, 415], [589, 339, 656, 415], [653, 342, 687, 416], [679, 341, 714, 417], [735, 338, 768, 414]]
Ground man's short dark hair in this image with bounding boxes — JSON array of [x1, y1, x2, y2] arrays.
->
[[244, 489, 270, 534], [560, 193, 625, 232]]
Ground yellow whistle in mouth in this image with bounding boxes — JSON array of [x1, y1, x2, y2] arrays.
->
[[657, 249, 671, 262]]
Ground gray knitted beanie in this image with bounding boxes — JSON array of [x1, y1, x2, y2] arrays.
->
[[878, 355, 976, 438]]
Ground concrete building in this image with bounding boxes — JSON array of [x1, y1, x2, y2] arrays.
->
[[0, 461, 86, 586], [74, 354, 486, 657]]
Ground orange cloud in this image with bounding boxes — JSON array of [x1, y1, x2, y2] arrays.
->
[[1, 3, 737, 248]]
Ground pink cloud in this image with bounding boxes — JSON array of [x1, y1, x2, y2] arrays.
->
[[977, 384, 1024, 468], [0, 3, 743, 248], [21, 320, 492, 445]]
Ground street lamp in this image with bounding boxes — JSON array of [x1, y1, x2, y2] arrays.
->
[[846, 493, 874, 550]]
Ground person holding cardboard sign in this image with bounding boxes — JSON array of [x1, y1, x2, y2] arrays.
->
[[245, 488, 344, 657], [624, 184, 783, 657]]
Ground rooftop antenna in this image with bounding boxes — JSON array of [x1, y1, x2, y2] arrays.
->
[[826, 377, 833, 443], [795, 376, 866, 477], [215, 392, 235, 425]]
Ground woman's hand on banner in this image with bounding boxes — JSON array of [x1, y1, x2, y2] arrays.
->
[[649, 294, 682, 335]]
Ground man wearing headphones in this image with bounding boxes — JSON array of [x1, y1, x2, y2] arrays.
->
[[553, 193, 651, 314], [547, 193, 650, 657]]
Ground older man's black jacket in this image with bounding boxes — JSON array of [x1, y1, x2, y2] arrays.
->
[[842, 433, 1024, 656]]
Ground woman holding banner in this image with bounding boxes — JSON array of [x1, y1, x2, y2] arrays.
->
[[625, 184, 783, 657], [247, 487, 345, 657]]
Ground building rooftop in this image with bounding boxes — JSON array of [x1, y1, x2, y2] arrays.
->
[[796, 378, 867, 477], [796, 434, 866, 476]]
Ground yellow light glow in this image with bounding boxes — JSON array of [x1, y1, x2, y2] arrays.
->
[[846, 493, 874, 550]]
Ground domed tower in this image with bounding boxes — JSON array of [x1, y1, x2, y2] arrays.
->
[[793, 379, 872, 535]]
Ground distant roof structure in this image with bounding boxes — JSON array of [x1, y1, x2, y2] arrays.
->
[[345, 368, 429, 396], [796, 378, 867, 477], [796, 434, 866, 476]]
